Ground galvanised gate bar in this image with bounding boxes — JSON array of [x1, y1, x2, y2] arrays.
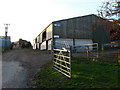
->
[[53, 49, 71, 78]]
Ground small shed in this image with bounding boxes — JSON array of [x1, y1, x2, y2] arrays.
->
[[0, 36, 11, 50]]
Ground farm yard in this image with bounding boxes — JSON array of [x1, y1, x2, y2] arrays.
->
[[0, 0, 119, 89]]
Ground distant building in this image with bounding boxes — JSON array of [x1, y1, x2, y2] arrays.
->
[[0, 36, 11, 50], [33, 14, 111, 50]]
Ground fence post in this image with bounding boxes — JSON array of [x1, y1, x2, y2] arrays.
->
[[96, 43, 99, 58], [70, 46, 72, 58], [86, 47, 89, 58], [52, 48, 54, 66], [118, 49, 120, 65], [102, 44, 104, 56]]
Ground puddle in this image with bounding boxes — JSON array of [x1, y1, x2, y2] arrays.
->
[[2, 61, 28, 88]]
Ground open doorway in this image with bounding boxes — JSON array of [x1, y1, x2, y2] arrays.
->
[[42, 31, 46, 42]]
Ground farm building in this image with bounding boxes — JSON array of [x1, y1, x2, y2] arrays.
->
[[33, 14, 111, 50]]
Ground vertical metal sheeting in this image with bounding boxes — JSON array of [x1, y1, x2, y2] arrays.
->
[[0, 37, 11, 49]]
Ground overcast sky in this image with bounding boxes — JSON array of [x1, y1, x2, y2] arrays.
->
[[0, 0, 105, 44]]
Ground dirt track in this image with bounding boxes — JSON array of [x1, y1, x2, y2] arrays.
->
[[2, 48, 52, 88]]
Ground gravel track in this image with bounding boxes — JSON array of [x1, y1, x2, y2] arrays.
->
[[2, 48, 52, 88]]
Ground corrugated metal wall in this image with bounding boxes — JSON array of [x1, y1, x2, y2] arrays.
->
[[53, 14, 110, 49], [53, 15, 93, 39], [92, 15, 110, 48]]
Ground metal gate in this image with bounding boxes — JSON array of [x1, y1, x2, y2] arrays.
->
[[53, 49, 71, 78]]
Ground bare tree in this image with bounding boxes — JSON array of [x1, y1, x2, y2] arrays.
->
[[98, 0, 120, 20], [97, 0, 120, 41]]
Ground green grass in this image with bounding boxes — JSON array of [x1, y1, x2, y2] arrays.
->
[[33, 58, 120, 88]]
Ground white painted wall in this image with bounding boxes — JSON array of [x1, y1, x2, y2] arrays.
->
[[41, 41, 46, 50], [33, 39, 37, 49], [54, 38, 93, 51], [33, 44, 36, 49], [48, 40, 52, 50], [37, 43, 40, 49], [55, 38, 93, 46], [46, 24, 52, 40], [55, 38, 73, 46], [37, 36, 40, 43], [55, 38, 73, 49], [40, 38, 93, 51]]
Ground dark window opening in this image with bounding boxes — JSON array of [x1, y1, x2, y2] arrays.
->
[[35, 38, 37, 43], [42, 31, 46, 42]]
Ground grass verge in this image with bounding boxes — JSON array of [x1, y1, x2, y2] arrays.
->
[[32, 58, 120, 88]]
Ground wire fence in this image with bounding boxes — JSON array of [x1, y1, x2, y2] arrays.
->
[[72, 43, 99, 58], [72, 43, 120, 64]]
